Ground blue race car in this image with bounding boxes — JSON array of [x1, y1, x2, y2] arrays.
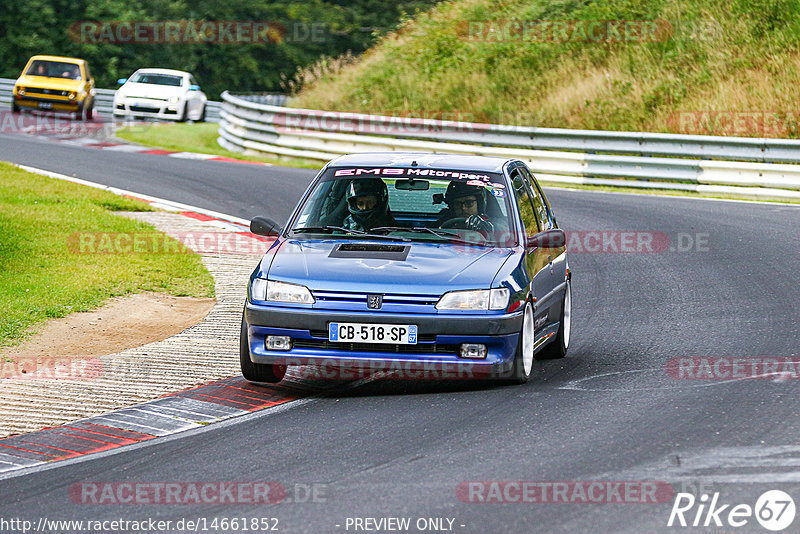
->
[[241, 153, 571, 384]]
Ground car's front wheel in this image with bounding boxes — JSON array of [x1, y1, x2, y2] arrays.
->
[[505, 300, 535, 384], [239, 312, 286, 383], [11, 102, 20, 113], [536, 279, 571, 360], [197, 104, 206, 122]]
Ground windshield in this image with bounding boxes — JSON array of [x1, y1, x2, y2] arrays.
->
[[26, 60, 82, 80], [129, 72, 184, 86], [289, 167, 517, 247]]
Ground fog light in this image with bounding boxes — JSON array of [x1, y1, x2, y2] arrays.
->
[[266, 336, 291, 351], [460, 343, 487, 359]]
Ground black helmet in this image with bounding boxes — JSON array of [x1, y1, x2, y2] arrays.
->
[[346, 178, 389, 227], [444, 181, 487, 213]]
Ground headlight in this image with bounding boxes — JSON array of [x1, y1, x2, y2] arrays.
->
[[17, 87, 25, 96], [68, 92, 76, 100], [167, 96, 179, 104], [251, 278, 315, 304], [436, 288, 509, 311]]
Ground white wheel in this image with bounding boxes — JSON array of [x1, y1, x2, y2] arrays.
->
[[562, 282, 571, 349], [503, 300, 535, 384], [522, 301, 535, 377]]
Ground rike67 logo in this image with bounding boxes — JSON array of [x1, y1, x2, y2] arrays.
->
[[668, 490, 795, 531]]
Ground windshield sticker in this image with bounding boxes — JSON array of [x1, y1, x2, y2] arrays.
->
[[491, 189, 505, 197], [490, 182, 505, 189], [466, 179, 487, 186], [333, 168, 493, 181]]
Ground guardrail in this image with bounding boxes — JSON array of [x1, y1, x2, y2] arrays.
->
[[218, 91, 800, 200], [0, 77, 221, 122]]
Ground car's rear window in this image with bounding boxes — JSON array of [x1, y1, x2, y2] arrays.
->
[[129, 73, 183, 86], [290, 167, 516, 247], [26, 60, 82, 80]]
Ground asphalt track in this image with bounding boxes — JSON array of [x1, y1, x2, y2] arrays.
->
[[1, 132, 799, 533]]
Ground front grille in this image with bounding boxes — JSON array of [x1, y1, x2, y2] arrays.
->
[[293, 338, 459, 355], [26, 88, 68, 96], [130, 105, 160, 113], [127, 95, 168, 101], [311, 290, 438, 306]]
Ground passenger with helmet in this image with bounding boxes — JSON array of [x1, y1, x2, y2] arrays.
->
[[437, 181, 495, 234], [342, 178, 397, 231]]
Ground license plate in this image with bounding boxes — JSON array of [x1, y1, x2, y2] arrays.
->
[[329, 323, 417, 344], [38, 102, 53, 110]]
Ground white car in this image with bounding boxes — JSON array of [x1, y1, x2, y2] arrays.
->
[[113, 68, 207, 121]]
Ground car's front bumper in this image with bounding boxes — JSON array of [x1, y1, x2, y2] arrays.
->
[[113, 99, 183, 119], [15, 96, 80, 111], [244, 302, 523, 376]]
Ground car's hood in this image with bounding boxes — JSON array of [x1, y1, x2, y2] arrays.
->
[[16, 75, 84, 91], [118, 83, 186, 99], [264, 239, 514, 294]]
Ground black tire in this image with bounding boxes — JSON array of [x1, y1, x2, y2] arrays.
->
[[84, 100, 94, 121], [503, 300, 535, 384], [11, 102, 20, 113], [197, 104, 206, 122], [239, 312, 286, 383], [536, 279, 571, 360]]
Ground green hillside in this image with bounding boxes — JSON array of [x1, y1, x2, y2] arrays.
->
[[293, 0, 800, 137]]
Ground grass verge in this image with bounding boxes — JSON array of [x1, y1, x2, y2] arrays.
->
[[0, 162, 215, 348], [293, 0, 800, 137], [115, 122, 320, 169]]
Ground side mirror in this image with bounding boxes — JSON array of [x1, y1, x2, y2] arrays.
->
[[250, 217, 281, 237], [526, 228, 565, 249], [189, 84, 200, 91], [117, 78, 127, 85]]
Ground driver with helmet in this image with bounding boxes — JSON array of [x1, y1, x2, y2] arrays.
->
[[342, 178, 397, 231], [437, 181, 495, 234]]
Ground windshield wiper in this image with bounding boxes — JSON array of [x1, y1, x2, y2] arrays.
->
[[291, 226, 410, 242], [371, 226, 487, 246], [292, 225, 366, 235]]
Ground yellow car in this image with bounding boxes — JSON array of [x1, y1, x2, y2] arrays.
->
[[12, 55, 96, 120]]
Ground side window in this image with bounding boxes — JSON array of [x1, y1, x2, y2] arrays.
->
[[83, 63, 92, 81], [521, 167, 553, 231], [511, 169, 539, 236], [189, 75, 197, 86]]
